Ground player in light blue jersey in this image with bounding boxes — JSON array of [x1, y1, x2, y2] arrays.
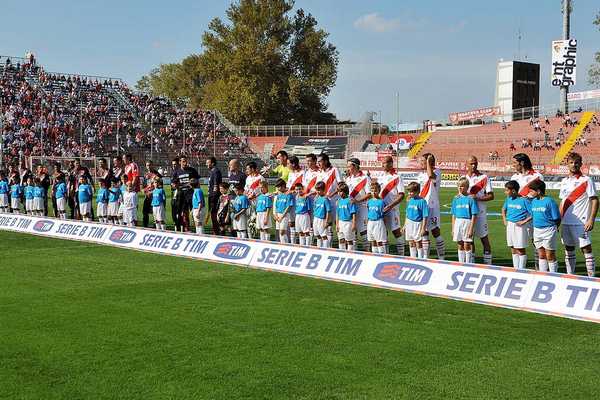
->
[[529, 180, 561, 273], [313, 181, 332, 248], [191, 179, 206, 234], [403, 182, 430, 258], [232, 183, 250, 238], [32, 178, 45, 216], [151, 178, 167, 231], [78, 176, 94, 222], [502, 180, 532, 269], [366, 181, 387, 254], [118, 174, 128, 225], [0, 171, 9, 213], [24, 177, 35, 215], [255, 181, 273, 241], [10, 181, 22, 213], [273, 179, 294, 243], [96, 179, 110, 223], [54, 175, 68, 219], [294, 182, 312, 245], [336, 182, 357, 251], [108, 179, 122, 225], [451, 178, 479, 263]]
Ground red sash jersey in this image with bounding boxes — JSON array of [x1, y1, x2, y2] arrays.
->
[[511, 170, 543, 197], [416, 168, 441, 208], [125, 162, 140, 192], [318, 167, 342, 197], [559, 174, 597, 225], [377, 169, 405, 206], [303, 168, 320, 195], [345, 171, 371, 201], [286, 169, 305, 192], [465, 172, 493, 213], [244, 174, 265, 200]]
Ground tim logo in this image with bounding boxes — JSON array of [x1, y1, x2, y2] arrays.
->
[[109, 229, 136, 244], [373, 262, 432, 286], [213, 242, 250, 260], [33, 220, 54, 233]]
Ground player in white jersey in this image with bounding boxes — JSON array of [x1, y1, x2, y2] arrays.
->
[[511, 152, 544, 269], [318, 153, 342, 247], [345, 158, 371, 245], [378, 156, 406, 255], [286, 156, 305, 245], [244, 161, 266, 239], [303, 153, 321, 245], [559, 153, 599, 276], [415, 153, 445, 260], [464, 156, 494, 264]]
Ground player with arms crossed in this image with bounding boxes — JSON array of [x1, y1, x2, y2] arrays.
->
[[559, 153, 599, 276], [464, 156, 494, 264], [345, 158, 371, 250], [317, 153, 342, 247], [286, 156, 305, 245], [244, 161, 266, 238], [416, 153, 445, 259], [379, 156, 406, 255], [403, 182, 429, 259], [451, 178, 479, 264]]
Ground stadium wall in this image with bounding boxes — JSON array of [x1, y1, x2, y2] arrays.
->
[[2, 213, 600, 324]]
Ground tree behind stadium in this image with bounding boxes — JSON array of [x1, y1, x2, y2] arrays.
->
[[589, 11, 600, 86], [137, 0, 339, 125]]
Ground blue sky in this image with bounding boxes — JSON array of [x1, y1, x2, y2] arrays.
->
[[1, 0, 599, 124]]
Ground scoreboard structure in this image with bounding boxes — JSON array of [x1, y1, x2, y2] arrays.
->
[[494, 60, 540, 121]]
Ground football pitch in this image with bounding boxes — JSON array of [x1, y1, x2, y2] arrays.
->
[[2, 188, 600, 399]]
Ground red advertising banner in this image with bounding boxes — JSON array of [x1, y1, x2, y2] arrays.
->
[[449, 106, 501, 123]]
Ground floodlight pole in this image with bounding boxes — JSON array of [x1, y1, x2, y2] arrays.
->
[[560, 0, 571, 114]]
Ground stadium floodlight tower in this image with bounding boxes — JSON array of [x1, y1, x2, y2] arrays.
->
[[560, 0, 572, 114]]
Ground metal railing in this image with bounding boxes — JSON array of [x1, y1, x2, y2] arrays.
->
[[43, 71, 124, 85], [238, 124, 357, 137]]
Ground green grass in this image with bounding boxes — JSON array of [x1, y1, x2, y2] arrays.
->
[[2, 188, 600, 399]]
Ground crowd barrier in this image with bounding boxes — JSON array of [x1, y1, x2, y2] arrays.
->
[[1, 213, 600, 324]]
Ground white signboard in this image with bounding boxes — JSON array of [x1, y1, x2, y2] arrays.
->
[[551, 39, 577, 87]]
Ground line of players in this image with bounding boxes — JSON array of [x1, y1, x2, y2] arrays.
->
[[0, 150, 597, 275]]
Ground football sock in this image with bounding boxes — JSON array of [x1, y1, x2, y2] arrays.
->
[[512, 254, 519, 269], [465, 250, 474, 263], [290, 228, 296, 245], [585, 253, 595, 277], [565, 250, 576, 274], [538, 258, 549, 272], [458, 250, 466, 263], [518, 254, 527, 269], [422, 235, 430, 257], [435, 236, 446, 260], [417, 248, 424, 258], [410, 247, 418, 258], [338, 242, 346, 250], [483, 252, 492, 265], [316, 238, 323, 248], [548, 261, 558, 273]]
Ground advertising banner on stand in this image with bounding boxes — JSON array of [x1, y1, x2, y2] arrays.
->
[[551, 39, 577, 87]]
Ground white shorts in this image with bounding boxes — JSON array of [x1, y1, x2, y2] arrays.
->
[[288, 209, 296, 226], [313, 217, 328, 237], [233, 213, 248, 231], [11, 197, 20, 210], [118, 204, 125, 217], [337, 220, 356, 242], [405, 219, 424, 242], [533, 226, 558, 250], [453, 218, 473, 243], [108, 202, 119, 217], [56, 197, 66, 212], [123, 208, 136, 224], [192, 207, 206, 226], [0, 193, 8, 207], [256, 211, 272, 230], [561, 224, 592, 248], [26, 198, 34, 212], [295, 213, 311, 234], [474, 212, 489, 238], [356, 205, 368, 234], [384, 208, 402, 232], [97, 202, 108, 217], [275, 212, 290, 231], [367, 219, 387, 243], [79, 201, 92, 216], [153, 205, 166, 222], [34, 197, 44, 211], [426, 206, 441, 231], [506, 221, 529, 249]]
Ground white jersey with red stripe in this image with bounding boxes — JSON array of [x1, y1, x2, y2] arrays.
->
[[287, 169, 305, 192], [465, 172, 492, 213], [244, 174, 265, 201], [318, 167, 342, 198], [559, 174, 597, 225], [511, 170, 543, 197], [416, 168, 441, 208], [345, 171, 371, 205], [377, 169, 405, 208], [303, 167, 320, 195]]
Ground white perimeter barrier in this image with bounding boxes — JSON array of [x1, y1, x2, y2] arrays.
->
[[2, 213, 600, 324]]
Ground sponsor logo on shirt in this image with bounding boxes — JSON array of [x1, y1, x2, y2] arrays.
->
[[109, 229, 137, 244], [33, 220, 54, 233], [213, 242, 251, 260], [373, 262, 432, 286]]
